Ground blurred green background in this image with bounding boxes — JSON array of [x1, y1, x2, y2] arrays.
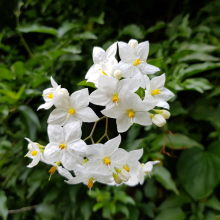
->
[[0, 0, 220, 219]]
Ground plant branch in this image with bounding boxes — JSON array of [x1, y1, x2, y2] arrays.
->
[[8, 205, 38, 214]]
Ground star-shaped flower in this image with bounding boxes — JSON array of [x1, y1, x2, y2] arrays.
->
[[144, 73, 175, 109], [48, 88, 99, 126], [118, 40, 160, 88]]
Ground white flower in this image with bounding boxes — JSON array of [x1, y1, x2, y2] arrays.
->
[[24, 138, 46, 168], [150, 114, 166, 127], [44, 122, 86, 170], [113, 168, 131, 184], [85, 42, 117, 86], [48, 88, 99, 126], [85, 135, 127, 174], [144, 73, 174, 109], [37, 76, 69, 110], [118, 40, 160, 88], [101, 89, 157, 132], [138, 161, 160, 185], [90, 75, 141, 108]]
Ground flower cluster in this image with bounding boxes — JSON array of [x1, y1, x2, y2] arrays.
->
[[25, 39, 174, 193]]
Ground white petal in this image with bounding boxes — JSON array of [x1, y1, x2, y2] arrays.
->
[[61, 150, 77, 170], [47, 124, 64, 144], [135, 41, 149, 61], [54, 93, 71, 109], [44, 143, 60, 162], [156, 100, 170, 109], [64, 121, 82, 143], [118, 42, 135, 62], [129, 161, 142, 176], [90, 89, 111, 106], [97, 75, 118, 93], [105, 42, 117, 60], [42, 88, 54, 102], [101, 105, 125, 119], [85, 64, 95, 79], [68, 139, 87, 157], [150, 73, 166, 90], [57, 166, 73, 180], [157, 87, 175, 101], [116, 115, 131, 133], [94, 173, 114, 184], [51, 76, 58, 89], [104, 135, 121, 156], [119, 78, 141, 93], [144, 91, 156, 103], [76, 107, 99, 122], [118, 61, 134, 78], [37, 101, 54, 111], [125, 176, 138, 186], [110, 148, 128, 164], [138, 170, 145, 185], [65, 176, 83, 184], [70, 88, 89, 110], [83, 160, 104, 173], [93, 47, 106, 64], [86, 144, 105, 160], [27, 152, 41, 168], [128, 149, 143, 162], [133, 112, 152, 126], [47, 108, 67, 126], [141, 63, 160, 75], [142, 100, 158, 111]]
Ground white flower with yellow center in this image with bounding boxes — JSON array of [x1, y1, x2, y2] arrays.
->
[[38, 76, 69, 110], [138, 161, 160, 185], [44, 122, 86, 170], [144, 73, 175, 109], [118, 39, 160, 88], [24, 138, 46, 168], [90, 75, 141, 108], [85, 135, 127, 174], [85, 42, 117, 86], [101, 89, 157, 133], [48, 88, 99, 126]]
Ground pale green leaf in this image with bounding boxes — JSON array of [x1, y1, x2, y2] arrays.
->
[[77, 80, 97, 89], [0, 190, 8, 220], [17, 25, 57, 36]]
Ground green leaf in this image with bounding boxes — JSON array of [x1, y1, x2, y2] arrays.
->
[[183, 62, 220, 78], [114, 191, 135, 205], [0, 68, 13, 80], [16, 85, 26, 100], [121, 24, 144, 39], [178, 53, 219, 62], [0, 190, 8, 220], [177, 147, 220, 200], [93, 202, 104, 212], [57, 22, 78, 38], [17, 25, 57, 36], [177, 43, 217, 53], [182, 78, 213, 93], [62, 45, 81, 54], [146, 22, 166, 34], [116, 204, 129, 218], [148, 57, 163, 68], [77, 80, 97, 89], [158, 191, 191, 210], [89, 12, 105, 24], [155, 207, 186, 220], [152, 166, 179, 194], [10, 61, 25, 79], [205, 196, 220, 211], [74, 32, 97, 40], [80, 200, 92, 220]]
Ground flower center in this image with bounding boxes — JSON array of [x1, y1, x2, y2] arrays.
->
[[103, 157, 111, 166], [82, 158, 88, 165], [123, 164, 130, 172], [59, 143, 66, 150], [112, 94, 119, 106], [102, 70, 107, 75], [133, 59, 141, 66], [31, 150, 37, 156], [48, 93, 53, 99], [88, 178, 94, 188], [128, 111, 135, 119], [151, 89, 161, 96], [66, 108, 75, 119]]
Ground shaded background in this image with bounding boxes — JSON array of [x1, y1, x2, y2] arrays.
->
[[0, 0, 220, 219]]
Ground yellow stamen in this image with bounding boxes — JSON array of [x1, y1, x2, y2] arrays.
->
[[151, 89, 161, 96], [48, 93, 53, 99], [31, 150, 37, 156], [112, 95, 119, 106], [66, 108, 75, 119], [48, 166, 57, 181], [104, 157, 111, 166], [133, 59, 141, 66], [102, 70, 107, 75], [128, 111, 135, 119], [82, 158, 88, 165], [59, 144, 66, 150], [88, 178, 94, 189], [145, 171, 151, 178], [123, 165, 130, 172]]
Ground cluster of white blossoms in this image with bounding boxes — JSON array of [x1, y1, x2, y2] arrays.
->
[[25, 39, 174, 193]]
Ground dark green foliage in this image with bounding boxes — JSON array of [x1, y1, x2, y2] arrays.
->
[[1, 0, 220, 219]]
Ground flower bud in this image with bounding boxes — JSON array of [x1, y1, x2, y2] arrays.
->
[[161, 110, 170, 119], [128, 39, 138, 49], [118, 169, 130, 182], [57, 88, 69, 97], [28, 143, 33, 150], [113, 70, 122, 80], [152, 114, 166, 127], [115, 177, 123, 184]]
